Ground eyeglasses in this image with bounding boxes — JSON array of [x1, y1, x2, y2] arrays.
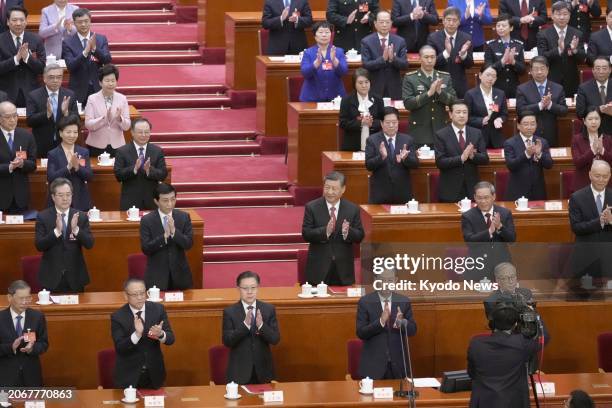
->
[[53, 193, 73, 199], [239, 286, 258, 292], [127, 291, 146, 298], [1, 113, 18, 119]]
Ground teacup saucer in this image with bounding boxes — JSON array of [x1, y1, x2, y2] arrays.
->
[[120, 397, 139, 404], [297, 293, 314, 299], [1, 401, 12, 407], [36, 300, 53, 305], [0, 220, 5, 224], [316, 293, 331, 298], [147, 298, 163, 303], [89, 218, 103, 222], [224, 394, 241, 400], [406, 210, 422, 214], [515, 207, 531, 211], [359, 389, 374, 395], [126, 217, 141, 222], [97, 162, 114, 167]]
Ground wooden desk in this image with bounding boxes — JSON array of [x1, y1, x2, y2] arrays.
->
[[5, 287, 612, 392], [0, 209, 203, 292], [322, 150, 574, 204], [29, 159, 173, 211], [39, 375, 612, 407], [360, 202, 572, 242]]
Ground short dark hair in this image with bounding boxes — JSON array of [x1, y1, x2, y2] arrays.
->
[[479, 63, 496, 74], [72, 8, 91, 20], [450, 99, 468, 112], [495, 13, 512, 24], [50, 177, 73, 195], [312, 21, 332, 35], [57, 114, 81, 132], [443, 6, 461, 19], [98, 64, 119, 82], [323, 171, 346, 187], [352, 68, 370, 88], [568, 390, 595, 408], [236, 271, 260, 287], [530, 55, 549, 68], [7, 5, 28, 20], [518, 110, 537, 122], [123, 278, 145, 291], [8, 280, 29, 295], [382, 106, 400, 120], [593, 56, 611, 67], [131, 117, 153, 132], [551, 1, 571, 13], [491, 304, 520, 331], [154, 183, 176, 200]]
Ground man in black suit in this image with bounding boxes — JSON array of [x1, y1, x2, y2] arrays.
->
[[392, 0, 439, 53], [114, 118, 168, 210], [361, 10, 408, 100], [222, 271, 280, 384], [327, 0, 378, 52], [536, 1, 585, 97], [483, 263, 535, 318], [499, 0, 547, 51], [0, 280, 48, 386], [0, 101, 36, 213], [34, 177, 94, 292], [365, 106, 419, 204], [111, 278, 175, 389], [587, 8, 612, 64], [576, 57, 612, 135], [261, 0, 312, 55], [302, 171, 364, 285], [435, 100, 489, 202], [357, 268, 416, 379], [484, 14, 526, 98], [462, 181, 516, 281], [140, 183, 193, 291], [62, 8, 112, 105], [0, 0, 22, 33], [26, 64, 78, 158], [568, 0, 600, 42], [0, 6, 45, 107], [468, 304, 540, 408], [427, 7, 473, 98], [516, 56, 568, 147], [503, 111, 553, 200]]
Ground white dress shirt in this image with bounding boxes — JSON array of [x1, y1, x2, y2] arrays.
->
[[242, 300, 262, 329], [378, 293, 392, 327], [129, 303, 167, 344]]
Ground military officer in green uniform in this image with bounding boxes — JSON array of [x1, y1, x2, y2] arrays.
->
[[327, 0, 379, 52], [402, 45, 457, 147]]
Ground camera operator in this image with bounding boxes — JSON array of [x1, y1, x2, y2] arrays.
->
[[467, 303, 541, 408]]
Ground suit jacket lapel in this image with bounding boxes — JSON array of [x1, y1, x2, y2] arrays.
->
[[2, 309, 17, 338], [448, 127, 462, 152]]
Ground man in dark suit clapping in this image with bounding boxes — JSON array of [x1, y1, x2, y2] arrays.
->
[[435, 99, 489, 202], [327, 0, 378, 52], [302, 171, 364, 285], [111, 278, 174, 389], [392, 0, 439, 53], [587, 9, 612, 64], [361, 9, 408, 100], [499, 0, 547, 51], [35, 177, 94, 293], [576, 57, 612, 135], [516, 56, 568, 147], [261, 0, 312, 55], [222, 271, 280, 384], [114, 118, 168, 211], [357, 268, 416, 379], [365, 106, 419, 204], [0, 280, 48, 386]]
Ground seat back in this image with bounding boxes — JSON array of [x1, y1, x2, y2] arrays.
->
[[547, 243, 573, 279], [286, 76, 304, 103], [297, 248, 308, 285], [572, 118, 583, 135], [580, 68, 593, 83], [560, 170, 576, 199], [347, 338, 364, 380], [258, 29, 269, 55], [598, 332, 612, 372], [209, 344, 230, 385], [494, 170, 509, 201], [427, 172, 440, 203], [127, 253, 146, 280], [97, 348, 116, 389], [336, 123, 345, 150], [21, 255, 42, 293]]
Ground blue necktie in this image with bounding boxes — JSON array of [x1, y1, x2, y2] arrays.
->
[[387, 138, 395, 159], [538, 85, 545, 97], [247, 306, 257, 334], [50, 92, 58, 120], [61, 212, 67, 239], [138, 147, 145, 169], [163, 215, 168, 230], [597, 194, 603, 214], [82, 38, 87, 51], [7, 132, 13, 151], [284, 0, 290, 7], [15, 315, 22, 337]]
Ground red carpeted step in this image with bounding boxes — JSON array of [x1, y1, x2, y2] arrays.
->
[[152, 130, 255, 143], [109, 42, 198, 52], [127, 94, 231, 109], [203, 261, 298, 288], [112, 51, 201, 64], [142, 108, 255, 134], [119, 84, 226, 96], [78, 1, 172, 11], [117, 65, 225, 90], [91, 10, 176, 23], [177, 191, 294, 208], [159, 141, 261, 157], [174, 180, 287, 193], [204, 243, 308, 262], [95, 23, 197, 45]]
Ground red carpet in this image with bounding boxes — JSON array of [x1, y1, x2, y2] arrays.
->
[[143, 108, 256, 134], [75, 1, 172, 11], [169, 155, 287, 183], [94, 23, 197, 45], [118, 65, 225, 90], [203, 261, 298, 288]]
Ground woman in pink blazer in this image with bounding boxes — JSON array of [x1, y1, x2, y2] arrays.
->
[[39, 0, 78, 58], [84, 64, 131, 157]]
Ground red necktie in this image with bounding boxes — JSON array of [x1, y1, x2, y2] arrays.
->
[[520, 0, 529, 41], [458, 129, 466, 150], [330, 206, 337, 230], [380, 37, 386, 49], [384, 300, 390, 328], [485, 213, 491, 228]]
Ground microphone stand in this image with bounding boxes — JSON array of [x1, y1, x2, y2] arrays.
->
[[395, 319, 418, 407]]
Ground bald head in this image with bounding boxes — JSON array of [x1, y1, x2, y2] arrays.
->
[[590, 160, 611, 191]]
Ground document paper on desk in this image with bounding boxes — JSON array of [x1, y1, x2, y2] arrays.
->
[[408, 378, 442, 387]]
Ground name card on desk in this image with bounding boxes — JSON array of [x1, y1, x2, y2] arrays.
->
[[144, 396, 165, 406], [25, 402, 45, 408], [535, 382, 555, 396], [283, 54, 301, 63], [268, 56, 285, 62], [524, 50, 536, 59], [17, 108, 26, 117], [473, 52, 485, 61], [164, 292, 184, 302], [389, 205, 410, 214], [50, 295, 79, 305], [545, 201, 563, 211], [347, 287, 365, 297], [550, 148, 568, 158], [263, 391, 284, 403], [5, 215, 24, 224], [373, 387, 394, 399], [316, 102, 336, 110], [394, 100, 405, 110], [351, 152, 365, 161]]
